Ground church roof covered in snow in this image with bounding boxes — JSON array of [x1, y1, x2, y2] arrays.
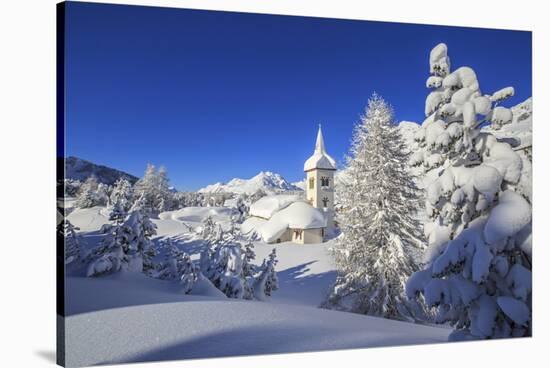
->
[[304, 125, 337, 171], [242, 195, 327, 243], [249, 194, 303, 219]]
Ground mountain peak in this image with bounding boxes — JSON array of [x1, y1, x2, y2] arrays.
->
[[198, 171, 301, 195]]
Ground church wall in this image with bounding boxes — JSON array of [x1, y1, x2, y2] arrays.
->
[[303, 228, 324, 244]]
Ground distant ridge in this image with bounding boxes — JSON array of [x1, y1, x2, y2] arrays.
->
[[64, 156, 139, 185]]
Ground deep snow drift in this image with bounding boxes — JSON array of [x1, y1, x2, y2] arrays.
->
[[64, 204, 449, 367]]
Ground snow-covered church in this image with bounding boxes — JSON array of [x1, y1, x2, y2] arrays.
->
[[241, 126, 336, 244]]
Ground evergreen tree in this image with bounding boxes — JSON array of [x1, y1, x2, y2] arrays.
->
[[62, 219, 82, 265], [95, 183, 110, 206], [153, 239, 199, 293], [109, 178, 134, 211], [75, 176, 99, 208], [323, 94, 426, 322], [198, 218, 271, 300], [108, 199, 127, 225], [86, 208, 158, 277], [133, 164, 174, 214], [242, 241, 257, 278], [406, 44, 532, 340], [133, 164, 159, 214], [253, 248, 279, 300], [179, 252, 199, 294]]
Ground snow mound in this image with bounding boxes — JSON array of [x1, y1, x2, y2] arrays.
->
[[65, 298, 449, 367], [167, 207, 233, 224], [67, 206, 111, 232]]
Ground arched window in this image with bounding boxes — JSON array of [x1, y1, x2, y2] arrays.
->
[[309, 177, 315, 189], [321, 177, 330, 187]]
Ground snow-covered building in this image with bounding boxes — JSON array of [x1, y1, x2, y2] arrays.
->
[[242, 126, 337, 244]]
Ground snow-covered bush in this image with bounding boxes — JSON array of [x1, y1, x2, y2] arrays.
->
[[406, 44, 532, 340], [86, 208, 158, 277], [323, 94, 426, 322], [253, 248, 279, 300], [61, 219, 82, 265]]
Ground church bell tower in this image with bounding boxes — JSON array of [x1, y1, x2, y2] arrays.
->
[[303, 125, 337, 230]]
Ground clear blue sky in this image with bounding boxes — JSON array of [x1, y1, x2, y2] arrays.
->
[[64, 2, 532, 191]]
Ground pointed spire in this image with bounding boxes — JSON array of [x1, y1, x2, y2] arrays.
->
[[314, 124, 326, 154]]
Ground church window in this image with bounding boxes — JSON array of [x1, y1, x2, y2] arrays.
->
[[322, 197, 329, 208], [321, 177, 330, 187], [309, 177, 315, 189]]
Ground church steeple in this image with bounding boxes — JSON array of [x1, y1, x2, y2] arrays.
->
[[303, 124, 336, 232], [304, 124, 336, 172], [314, 124, 326, 155]]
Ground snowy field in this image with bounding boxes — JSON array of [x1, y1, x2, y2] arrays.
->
[[65, 205, 450, 367]]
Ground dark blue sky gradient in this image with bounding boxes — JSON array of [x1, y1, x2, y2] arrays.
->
[[64, 2, 532, 190]]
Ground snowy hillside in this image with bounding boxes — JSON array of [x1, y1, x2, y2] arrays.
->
[[198, 171, 301, 195], [64, 156, 139, 185], [64, 205, 450, 366]]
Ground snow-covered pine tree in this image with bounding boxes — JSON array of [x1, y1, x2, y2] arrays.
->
[[62, 219, 82, 265], [323, 94, 426, 322], [109, 178, 134, 211], [133, 164, 175, 214], [152, 238, 199, 293], [406, 44, 532, 340], [75, 176, 99, 208], [179, 252, 199, 294], [108, 200, 127, 225], [199, 218, 259, 299], [95, 183, 110, 206], [133, 164, 159, 214], [156, 166, 174, 212], [253, 248, 279, 300], [86, 207, 158, 277], [234, 194, 250, 223], [242, 241, 257, 278], [199, 215, 222, 247]]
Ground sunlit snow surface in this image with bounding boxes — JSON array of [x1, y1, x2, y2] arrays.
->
[[65, 205, 449, 367]]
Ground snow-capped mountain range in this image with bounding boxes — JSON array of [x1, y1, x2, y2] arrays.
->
[[65, 156, 139, 186], [198, 171, 302, 195]]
